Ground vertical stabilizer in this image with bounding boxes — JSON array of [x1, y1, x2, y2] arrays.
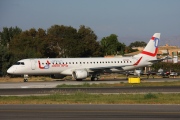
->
[[133, 33, 160, 66], [141, 33, 160, 57]]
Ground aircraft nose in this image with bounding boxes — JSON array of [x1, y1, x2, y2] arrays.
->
[[7, 67, 14, 74]]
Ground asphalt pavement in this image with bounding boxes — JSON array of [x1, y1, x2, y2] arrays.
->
[[0, 104, 179, 120]]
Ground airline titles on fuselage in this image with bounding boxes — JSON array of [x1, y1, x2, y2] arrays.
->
[[38, 60, 68, 69]]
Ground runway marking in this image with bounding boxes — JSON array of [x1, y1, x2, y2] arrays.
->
[[21, 86, 29, 88]]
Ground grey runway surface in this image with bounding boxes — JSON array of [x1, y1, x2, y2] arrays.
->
[[1, 86, 180, 95], [0, 78, 180, 95], [0, 104, 180, 120], [0, 78, 179, 89]]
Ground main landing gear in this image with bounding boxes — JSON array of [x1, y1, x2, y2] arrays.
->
[[24, 74, 28, 82], [91, 74, 100, 81]]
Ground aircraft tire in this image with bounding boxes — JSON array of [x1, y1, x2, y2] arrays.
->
[[91, 77, 98, 81], [24, 79, 28, 82]]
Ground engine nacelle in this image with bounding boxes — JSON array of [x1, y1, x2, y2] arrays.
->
[[72, 69, 88, 80]]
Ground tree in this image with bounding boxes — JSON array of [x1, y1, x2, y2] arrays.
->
[[0, 27, 22, 76], [47, 25, 78, 57], [0, 26, 22, 46], [124, 41, 147, 54], [100, 34, 125, 56], [129, 41, 147, 48], [151, 62, 180, 72], [77, 25, 102, 57]]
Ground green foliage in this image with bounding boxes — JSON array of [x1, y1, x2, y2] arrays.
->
[[129, 41, 147, 48], [0, 27, 22, 76], [0, 26, 22, 46], [125, 41, 147, 54], [124, 46, 138, 54], [144, 93, 157, 99], [100, 34, 125, 55], [56, 81, 180, 88], [151, 62, 180, 72], [77, 25, 103, 57], [1, 93, 180, 104]]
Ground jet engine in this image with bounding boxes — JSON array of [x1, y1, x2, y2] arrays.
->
[[72, 69, 89, 80]]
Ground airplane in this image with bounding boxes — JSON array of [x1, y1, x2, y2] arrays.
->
[[7, 33, 160, 82]]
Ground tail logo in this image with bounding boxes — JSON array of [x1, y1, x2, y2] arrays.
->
[[141, 37, 159, 57], [154, 38, 159, 47]]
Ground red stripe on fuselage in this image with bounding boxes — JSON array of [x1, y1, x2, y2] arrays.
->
[[133, 57, 142, 66]]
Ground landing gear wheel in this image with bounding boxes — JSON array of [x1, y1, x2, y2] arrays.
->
[[91, 77, 98, 81], [24, 78, 28, 82], [24, 74, 28, 82]]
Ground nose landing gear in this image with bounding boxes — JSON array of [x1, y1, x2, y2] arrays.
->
[[24, 74, 28, 82]]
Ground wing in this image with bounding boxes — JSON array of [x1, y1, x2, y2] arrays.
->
[[88, 65, 133, 72]]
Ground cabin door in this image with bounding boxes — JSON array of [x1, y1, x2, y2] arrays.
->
[[30, 59, 36, 70]]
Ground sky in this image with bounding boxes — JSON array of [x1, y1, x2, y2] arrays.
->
[[1, 0, 180, 46]]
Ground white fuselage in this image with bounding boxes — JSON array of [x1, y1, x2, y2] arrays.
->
[[7, 33, 160, 81], [7, 57, 151, 76]]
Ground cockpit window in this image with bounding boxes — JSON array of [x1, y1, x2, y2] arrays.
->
[[14, 62, 25, 65]]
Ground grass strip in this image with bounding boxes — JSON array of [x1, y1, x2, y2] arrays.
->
[[56, 81, 180, 88], [0, 93, 180, 104]]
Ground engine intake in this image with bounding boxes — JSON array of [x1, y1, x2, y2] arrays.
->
[[72, 69, 88, 80]]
